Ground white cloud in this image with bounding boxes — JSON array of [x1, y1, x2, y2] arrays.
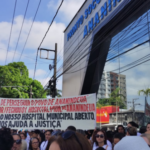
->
[[104, 43, 150, 97], [0, 15, 66, 64], [38, 76, 50, 87], [48, 0, 85, 22], [29, 69, 47, 78]]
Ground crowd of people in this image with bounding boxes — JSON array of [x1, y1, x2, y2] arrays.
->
[[1, 121, 150, 150]]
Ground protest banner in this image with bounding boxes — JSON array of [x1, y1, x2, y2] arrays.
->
[[0, 94, 96, 130]]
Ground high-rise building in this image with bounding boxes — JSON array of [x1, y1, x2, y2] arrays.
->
[[97, 72, 126, 100]]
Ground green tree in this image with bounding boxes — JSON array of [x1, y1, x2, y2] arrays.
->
[[138, 88, 150, 99], [96, 102, 103, 108], [0, 62, 46, 98], [97, 88, 126, 109], [46, 88, 62, 97]]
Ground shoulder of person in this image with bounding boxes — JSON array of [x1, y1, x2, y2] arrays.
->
[[93, 142, 99, 150], [41, 141, 46, 145], [104, 145, 112, 150]]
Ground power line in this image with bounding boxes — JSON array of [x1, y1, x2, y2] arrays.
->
[[5, 0, 17, 65], [12, 0, 30, 62], [38, 0, 64, 49], [0, 48, 50, 64], [18, 0, 42, 61], [55, 4, 147, 77], [55, 10, 150, 79], [58, 16, 148, 77], [39, 0, 147, 96], [33, 0, 64, 80]]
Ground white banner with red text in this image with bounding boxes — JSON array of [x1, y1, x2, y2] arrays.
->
[[0, 94, 96, 130]]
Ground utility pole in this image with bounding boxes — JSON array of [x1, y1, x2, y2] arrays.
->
[[53, 43, 57, 98], [40, 43, 57, 98], [30, 85, 32, 98], [131, 98, 139, 121], [116, 101, 118, 126], [132, 99, 135, 121]]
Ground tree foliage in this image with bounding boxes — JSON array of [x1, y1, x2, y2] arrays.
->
[[0, 62, 46, 98], [138, 88, 150, 97], [46, 88, 62, 97], [97, 88, 126, 109]]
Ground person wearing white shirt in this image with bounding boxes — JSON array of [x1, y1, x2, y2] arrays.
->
[[40, 130, 51, 150], [93, 130, 112, 150]]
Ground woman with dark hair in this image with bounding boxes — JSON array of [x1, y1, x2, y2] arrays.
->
[[113, 133, 124, 148], [146, 122, 150, 131], [116, 125, 126, 136], [139, 126, 146, 134], [0, 127, 14, 150], [37, 132, 45, 147], [48, 130, 92, 150], [93, 130, 112, 150], [29, 137, 40, 150], [20, 133, 27, 140], [40, 130, 52, 150]]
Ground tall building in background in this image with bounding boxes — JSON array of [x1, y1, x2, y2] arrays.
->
[[97, 72, 126, 100]]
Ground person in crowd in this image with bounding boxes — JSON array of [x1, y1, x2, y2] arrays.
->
[[29, 137, 40, 150], [101, 129, 112, 148], [116, 125, 126, 136], [127, 121, 141, 136], [48, 130, 92, 150], [141, 134, 150, 146], [113, 133, 124, 148], [127, 121, 139, 128], [96, 148, 105, 150], [77, 129, 92, 145], [66, 125, 76, 132], [28, 130, 33, 138], [146, 122, 150, 131], [106, 131, 113, 145], [114, 136, 150, 150], [0, 127, 14, 150], [12, 134, 22, 150], [20, 132, 29, 150], [76, 129, 86, 137], [20, 133, 27, 140], [40, 130, 52, 150], [126, 127, 137, 136], [37, 132, 45, 147], [45, 130, 62, 150], [139, 126, 146, 134], [32, 130, 41, 138], [93, 129, 112, 150]]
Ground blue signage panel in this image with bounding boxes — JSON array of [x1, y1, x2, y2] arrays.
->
[[67, 0, 121, 41]]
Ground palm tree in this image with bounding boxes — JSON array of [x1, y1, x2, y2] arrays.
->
[[138, 88, 150, 100], [108, 88, 126, 108], [96, 102, 103, 108], [97, 88, 126, 109]]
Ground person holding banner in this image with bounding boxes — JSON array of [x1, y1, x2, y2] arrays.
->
[[40, 130, 51, 150]]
